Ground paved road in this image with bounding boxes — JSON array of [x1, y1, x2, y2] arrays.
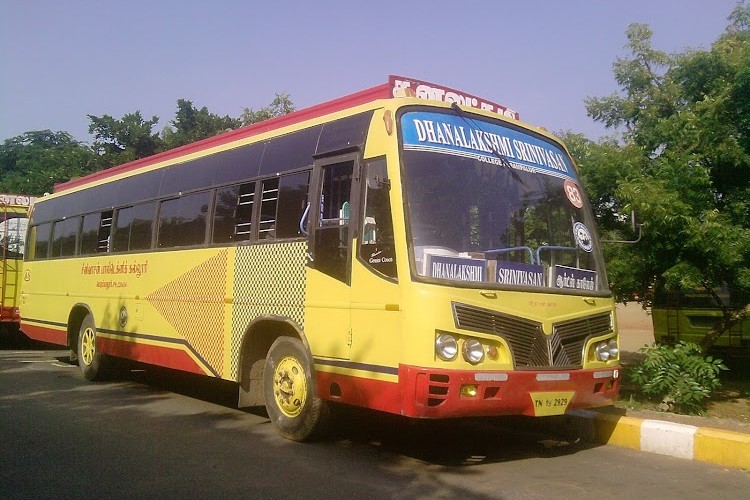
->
[[1, 346, 748, 500]]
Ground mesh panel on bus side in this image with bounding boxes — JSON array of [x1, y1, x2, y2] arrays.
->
[[230, 241, 307, 379]]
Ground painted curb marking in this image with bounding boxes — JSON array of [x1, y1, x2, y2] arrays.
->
[[641, 420, 696, 460], [568, 410, 750, 470]]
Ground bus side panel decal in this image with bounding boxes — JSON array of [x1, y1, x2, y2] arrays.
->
[[230, 241, 307, 379], [145, 250, 228, 376], [98, 336, 206, 375]]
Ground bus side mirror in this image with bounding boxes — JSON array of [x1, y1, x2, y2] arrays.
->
[[601, 210, 642, 244], [631, 211, 641, 234]]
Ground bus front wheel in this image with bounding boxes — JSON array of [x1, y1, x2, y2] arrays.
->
[[77, 314, 109, 381], [263, 336, 329, 441]]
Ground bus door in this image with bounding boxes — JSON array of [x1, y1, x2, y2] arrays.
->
[[349, 157, 401, 373], [306, 153, 360, 360]]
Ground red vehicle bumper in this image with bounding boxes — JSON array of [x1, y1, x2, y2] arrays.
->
[[0, 306, 20, 323], [398, 364, 620, 418]]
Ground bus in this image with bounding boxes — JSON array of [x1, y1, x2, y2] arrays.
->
[[652, 286, 749, 354], [20, 76, 620, 440], [1, 193, 33, 338]]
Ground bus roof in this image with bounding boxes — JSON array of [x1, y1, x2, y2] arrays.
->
[[54, 76, 518, 193]]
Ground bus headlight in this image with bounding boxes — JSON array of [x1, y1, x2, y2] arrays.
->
[[462, 339, 485, 365], [435, 333, 458, 361], [595, 339, 619, 361], [607, 339, 619, 358]]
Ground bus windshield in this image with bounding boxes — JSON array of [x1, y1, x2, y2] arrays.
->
[[400, 109, 608, 294], [0, 212, 28, 259]]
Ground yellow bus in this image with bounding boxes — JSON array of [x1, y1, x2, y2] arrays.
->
[[1, 193, 33, 338], [21, 76, 620, 440], [652, 287, 749, 353]]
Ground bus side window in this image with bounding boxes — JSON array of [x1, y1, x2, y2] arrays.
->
[[359, 158, 396, 279], [80, 213, 100, 255], [313, 160, 353, 283], [97, 210, 113, 253], [112, 203, 155, 252], [157, 191, 210, 248], [259, 178, 279, 239], [50, 217, 79, 258], [276, 171, 310, 239], [213, 182, 254, 244], [32, 223, 52, 260]]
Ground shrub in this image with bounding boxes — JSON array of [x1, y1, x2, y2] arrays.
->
[[628, 341, 728, 414]]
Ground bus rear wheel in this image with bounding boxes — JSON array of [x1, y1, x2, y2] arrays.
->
[[77, 314, 109, 381], [263, 337, 329, 441]]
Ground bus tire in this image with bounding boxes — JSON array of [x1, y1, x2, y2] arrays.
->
[[77, 314, 108, 381], [263, 336, 329, 442]]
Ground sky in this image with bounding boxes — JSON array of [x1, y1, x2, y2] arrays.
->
[[0, 0, 741, 145]]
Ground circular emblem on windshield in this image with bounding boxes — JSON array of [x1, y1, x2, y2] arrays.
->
[[573, 222, 593, 253], [564, 179, 583, 209]]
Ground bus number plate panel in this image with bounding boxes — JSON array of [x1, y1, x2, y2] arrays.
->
[[529, 391, 574, 416]]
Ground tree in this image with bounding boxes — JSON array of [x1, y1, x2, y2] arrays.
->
[[88, 111, 162, 167], [559, 132, 645, 233], [161, 99, 241, 150], [576, 2, 750, 349], [239, 93, 295, 126], [0, 130, 95, 195]]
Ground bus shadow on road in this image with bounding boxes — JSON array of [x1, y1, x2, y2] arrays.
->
[[90, 363, 602, 467], [74, 360, 601, 467], [0, 328, 35, 349], [327, 406, 598, 466]]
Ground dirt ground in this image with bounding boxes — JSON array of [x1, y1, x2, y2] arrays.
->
[[613, 302, 750, 434]]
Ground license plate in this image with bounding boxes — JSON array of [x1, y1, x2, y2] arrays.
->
[[530, 391, 574, 416]]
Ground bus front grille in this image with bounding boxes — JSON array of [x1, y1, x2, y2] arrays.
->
[[452, 303, 613, 369], [552, 313, 613, 366]]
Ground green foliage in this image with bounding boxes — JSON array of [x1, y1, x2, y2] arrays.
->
[[161, 99, 240, 150], [559, 132, 645, 238], [629, 342, 728, 414], [88, 111, 161, 167], [570, 2, 750, 325], [239, 93, 295, 125], [0, 130, 96, 195]]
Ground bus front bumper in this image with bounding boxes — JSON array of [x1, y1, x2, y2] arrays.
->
[[399, 364, 620, 418]]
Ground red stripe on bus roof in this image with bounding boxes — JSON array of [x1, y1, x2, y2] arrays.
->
[[55, 82, 391, 193]]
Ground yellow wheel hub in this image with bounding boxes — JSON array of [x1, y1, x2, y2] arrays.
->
[[80, 327, 96, 366], [272, 355, 307, 418]]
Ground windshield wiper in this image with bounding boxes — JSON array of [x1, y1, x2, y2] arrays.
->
[[450, 102, 527, 186]]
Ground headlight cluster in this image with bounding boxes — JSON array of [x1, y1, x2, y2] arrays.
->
[[595, 338, 619, 361], [435, 333, 458, 361], [462, 339, 485, 364], [435, 333, 498, 365]]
